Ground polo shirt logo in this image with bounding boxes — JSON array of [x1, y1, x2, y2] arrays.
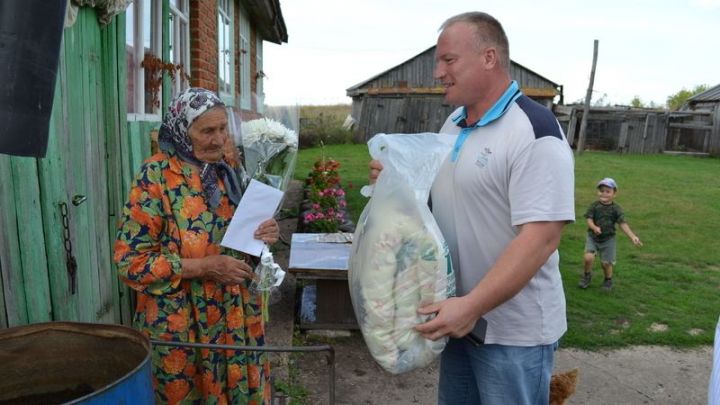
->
[[475, 148, 492, 168]]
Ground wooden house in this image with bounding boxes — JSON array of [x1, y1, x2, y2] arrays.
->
[[346, 45, 563, 141], [0, 0, 287, 328]]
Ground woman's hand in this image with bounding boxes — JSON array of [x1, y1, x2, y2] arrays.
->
[[183, 255, 255, 284], [255, 218, 280, 244]]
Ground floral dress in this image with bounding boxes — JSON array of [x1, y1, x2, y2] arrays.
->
[[114, 151, 270, 405]]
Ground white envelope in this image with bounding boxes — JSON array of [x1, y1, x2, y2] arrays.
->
[[221, 179, 284, 256]]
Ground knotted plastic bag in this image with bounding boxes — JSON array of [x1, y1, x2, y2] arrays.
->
[[349, 132, 457, 374]]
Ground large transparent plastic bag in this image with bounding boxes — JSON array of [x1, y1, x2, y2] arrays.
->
[[349, 133, 457, 374]]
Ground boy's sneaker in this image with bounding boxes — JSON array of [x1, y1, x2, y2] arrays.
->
[[578, 272, 592, 289], [601, 278, 613, 291]]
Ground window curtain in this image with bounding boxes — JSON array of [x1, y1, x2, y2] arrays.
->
[[65, 0, 132, 27]]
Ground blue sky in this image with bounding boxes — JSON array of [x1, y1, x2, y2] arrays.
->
[[263, 0, 720, 107]]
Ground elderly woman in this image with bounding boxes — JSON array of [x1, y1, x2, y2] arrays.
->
[[114, 88, 278, 404]]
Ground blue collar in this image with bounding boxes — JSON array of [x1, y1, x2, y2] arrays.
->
[[449, 81, 522, 162], [451, 80, 522, 128]]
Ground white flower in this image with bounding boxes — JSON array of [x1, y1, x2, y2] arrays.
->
[[241, 118, 298, 150]]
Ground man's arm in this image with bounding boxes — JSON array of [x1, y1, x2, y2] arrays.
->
[[415, 220, 566, 340]]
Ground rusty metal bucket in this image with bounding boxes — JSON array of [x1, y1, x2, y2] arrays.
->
[[0, 322, 153, 404]]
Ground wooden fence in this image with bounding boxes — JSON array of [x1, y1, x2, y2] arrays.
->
[[556, 105, 720, 156]]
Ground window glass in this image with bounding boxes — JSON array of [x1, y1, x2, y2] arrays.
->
[[126, 0, 162, 116], [238, 5, 251, 109], [218, 1, 233, 97], [169, 0, 190, 98]]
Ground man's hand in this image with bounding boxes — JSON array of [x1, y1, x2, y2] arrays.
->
[[255, 218, 280, 244], [414, 296, 479, 341], [369, 160, 383, 184]]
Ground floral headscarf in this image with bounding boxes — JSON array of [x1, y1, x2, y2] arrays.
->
[[158, 88, 242, 208]]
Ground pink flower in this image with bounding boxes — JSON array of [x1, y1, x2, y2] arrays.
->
[[312, 203, 320, 210], [339, 200, 347, 208], [336, 189, 345, 197]]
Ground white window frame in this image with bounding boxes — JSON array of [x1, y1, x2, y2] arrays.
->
[[238, 5, 252, 110], [126, 0, 163, 120], [217, 0, 234, 104], [169, 0, 191, 98], [256, 36, 264, 114]]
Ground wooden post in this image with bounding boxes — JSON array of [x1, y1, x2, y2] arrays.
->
[[566, 108, 578, 147], [576, 40, 599, 155], [641, 113, 653, 154], [711, 104, 720, 155], [618, 122, 629, 153]]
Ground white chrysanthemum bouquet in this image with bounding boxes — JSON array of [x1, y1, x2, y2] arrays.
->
[[227, 112, 299, 303], [240, 117, 298, 191]]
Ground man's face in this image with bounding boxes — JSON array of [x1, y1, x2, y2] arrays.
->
[[188, 107, 228, 163], [434, 22, 489, 107]]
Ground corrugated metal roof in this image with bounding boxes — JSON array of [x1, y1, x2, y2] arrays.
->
[[688, 83, 720, 102]]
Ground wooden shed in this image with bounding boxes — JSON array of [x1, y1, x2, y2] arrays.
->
[[669, 83, 720, 155], [0, 0, 287, 329], [346, 45, 563, 141]]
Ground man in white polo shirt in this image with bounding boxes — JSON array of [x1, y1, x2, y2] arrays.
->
[[370, 11, 574, 405]]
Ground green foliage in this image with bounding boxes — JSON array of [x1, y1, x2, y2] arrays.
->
[[629, 95, 644, 108], [299, 104, 358, 148], [296, 145, 720, 349], [301, 156, 348, 233], [295, 144, 371, 225], [666, 84, 710, 110]]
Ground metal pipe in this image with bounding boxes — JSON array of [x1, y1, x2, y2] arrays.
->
[[150, 340, 335, 405]]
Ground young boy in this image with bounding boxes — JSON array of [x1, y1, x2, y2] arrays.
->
[[579, 177, 642, 291]]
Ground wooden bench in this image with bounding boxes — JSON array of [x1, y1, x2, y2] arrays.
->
[[288, 233, 357, 330]]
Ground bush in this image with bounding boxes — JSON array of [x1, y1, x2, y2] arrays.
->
[[301, 157, 349, 233]]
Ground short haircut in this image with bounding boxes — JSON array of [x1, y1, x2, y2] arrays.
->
[[440, 12, 510, 70]]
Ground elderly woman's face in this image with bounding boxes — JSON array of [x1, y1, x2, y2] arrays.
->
[[188, 107, 228, 163]]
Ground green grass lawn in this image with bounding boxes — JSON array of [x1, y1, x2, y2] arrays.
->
[[295, 146, 720, 349]]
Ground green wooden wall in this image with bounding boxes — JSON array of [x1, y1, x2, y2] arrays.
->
[[0, 7, 159, 328]]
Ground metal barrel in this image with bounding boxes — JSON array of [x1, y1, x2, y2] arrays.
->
[[0, 322, 153, 404]]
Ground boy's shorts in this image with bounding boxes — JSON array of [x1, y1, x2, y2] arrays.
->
[[585, 235, 616, 264]]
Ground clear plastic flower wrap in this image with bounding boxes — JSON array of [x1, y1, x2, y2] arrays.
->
[[227, 109, 298, 303], [349, 132, 458, 374], [241, 117, 298, 192]]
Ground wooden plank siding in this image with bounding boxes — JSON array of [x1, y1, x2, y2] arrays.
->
[[0, 8, 153, 328], [348, 45, 562, 141], [0, 156, 30, 327], [104, 12, 133, 326]]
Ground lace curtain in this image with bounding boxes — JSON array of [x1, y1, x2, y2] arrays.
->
[[65, 0, 133, 27]]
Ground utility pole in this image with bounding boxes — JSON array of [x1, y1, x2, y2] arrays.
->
[[577, 39, 599, 155]]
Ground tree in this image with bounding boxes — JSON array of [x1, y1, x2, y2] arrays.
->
[[630, 95, 644, 108], [666, 84, 710, 110]]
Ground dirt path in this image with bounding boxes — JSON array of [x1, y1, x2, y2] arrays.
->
[[286, 333, 711, 405]]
